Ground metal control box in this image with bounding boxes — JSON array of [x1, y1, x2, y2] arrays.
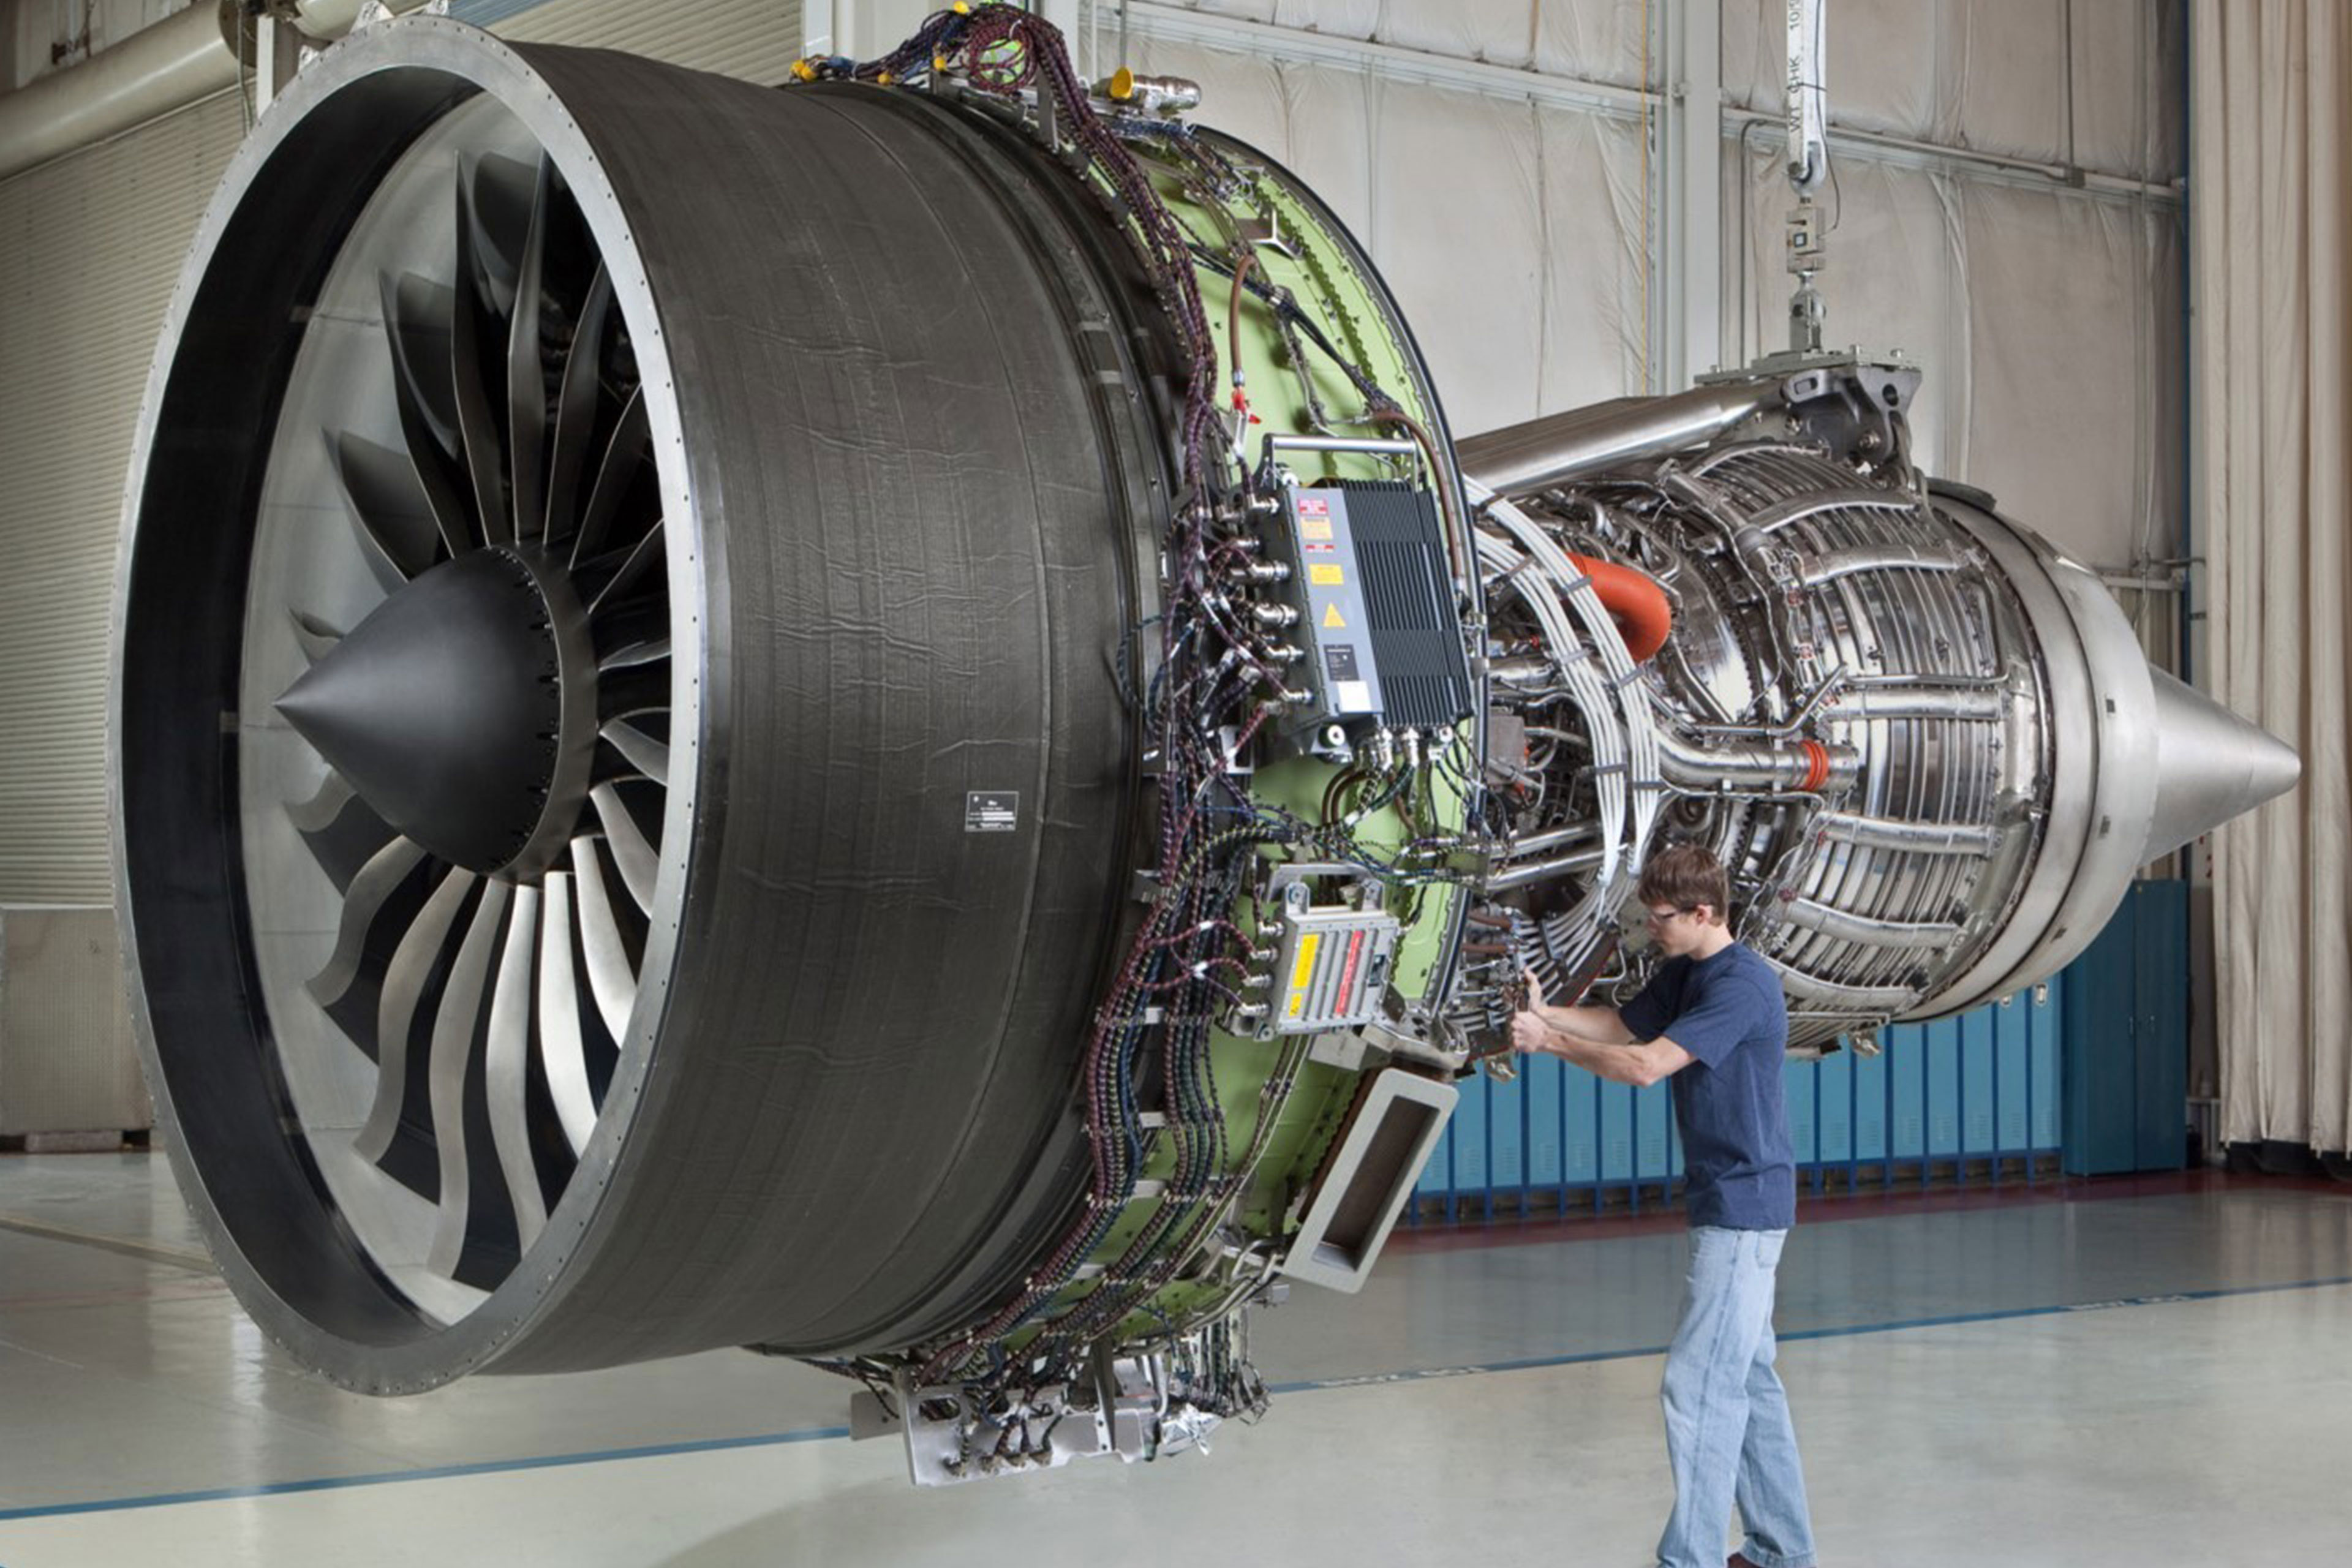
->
[[1265, 880, 1399, 1035]]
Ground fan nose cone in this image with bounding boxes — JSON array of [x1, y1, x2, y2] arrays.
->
[[277, 548, 567, 873], [2140, 665, 2302, 864]]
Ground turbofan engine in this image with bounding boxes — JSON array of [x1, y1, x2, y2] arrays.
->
[[108, 10, 2293, 1486]]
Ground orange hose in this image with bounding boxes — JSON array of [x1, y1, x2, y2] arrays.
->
[[1567, 554, 1673, 662]]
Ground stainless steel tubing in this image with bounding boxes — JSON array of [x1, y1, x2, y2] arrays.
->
[[1655, 731, 1859, 792], [1794, 543, 1965, 586], [1815, 811, 2003, 856], [1782, 898, 1964, 951], [1818, 687, 2008, 722], [1458, 385, 1775, 497], [1485, 845, 1607, 892]]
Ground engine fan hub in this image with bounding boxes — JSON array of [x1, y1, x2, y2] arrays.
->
[[275, 545, 595, 878]]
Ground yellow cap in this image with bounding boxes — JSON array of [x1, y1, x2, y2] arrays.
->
[[790, 58, 816, 81], [1109, 66, 1136, 101], [877, 70, 895, 85], [952, 1, 972, 12]]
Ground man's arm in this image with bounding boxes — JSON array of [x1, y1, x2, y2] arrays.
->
[[1520, 1022, 1695, 1089], [1507, 967, 1694, 1088], [1537, 1003, 1636, 1046]]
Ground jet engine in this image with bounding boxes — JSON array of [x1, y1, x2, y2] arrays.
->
[[107, 9, 2294, 1484]]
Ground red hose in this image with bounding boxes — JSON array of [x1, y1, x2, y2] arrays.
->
[[1567, 554, 1674, 662]]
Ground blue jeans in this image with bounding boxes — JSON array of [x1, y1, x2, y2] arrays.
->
[[1656, 1226, 1817, 1568]]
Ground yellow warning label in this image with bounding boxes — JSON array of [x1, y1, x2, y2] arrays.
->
[[1290, 932, 1322, 991], [1322, 604, 1347, 629], [1302, 519, 1335, 541], [1308, 564, 1344, 586], [1285, 932, 1322, 1020]]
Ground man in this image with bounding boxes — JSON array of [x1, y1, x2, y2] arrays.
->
[[1511, 843, 1817, 1568]]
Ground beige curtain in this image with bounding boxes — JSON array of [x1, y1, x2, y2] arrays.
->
[[2197, 0, 2352, 1158]]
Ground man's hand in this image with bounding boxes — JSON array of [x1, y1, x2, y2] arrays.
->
[[1511, 968, 1553, 1056], [1510, 1008, 1555, 1057]]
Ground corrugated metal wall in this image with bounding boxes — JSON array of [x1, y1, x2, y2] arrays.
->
[[0, 88, 243, 905]]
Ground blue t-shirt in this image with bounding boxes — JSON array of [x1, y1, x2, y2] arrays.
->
[[1619, 943, 1795, 1230]]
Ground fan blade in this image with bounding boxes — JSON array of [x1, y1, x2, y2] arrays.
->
[[571, 836, 638, 1044], [290, 609, 344, 663], [485, 883, 549, 1251], [569, 385, 647, 568], [597, 635, 669, 673], [450, 174, 511, 545], [304, 835, 428, 1011], [356, 867, 477, 1166], [287, 770, 355, 835], [536, 870, 598, 1155], [595, 663, 669, 726], [468, 153, 537, 318], [327, 429, 443, 586], [427, 878, 513, 1279], [507, 158, 552, 543], [288, 771, 401, 897], [589, 601, 666, 673], [598, 720, 669, 788], [543, 264, 614, 548], [381, 277, 482, 559], [377, 270, 459, 456], [590, 782, 658, 914], [584, 518, 664, 617]]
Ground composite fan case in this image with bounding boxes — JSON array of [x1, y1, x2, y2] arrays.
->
[[110, 23, 1268, 1387]]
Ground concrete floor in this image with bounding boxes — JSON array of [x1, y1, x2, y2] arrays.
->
[[1, 1155, 2347, 1566]]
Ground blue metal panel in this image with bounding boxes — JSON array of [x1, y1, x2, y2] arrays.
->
[[1961, 1008, 1997, 1154], [1889, 1021, 1926, 1161], [2064, 899, 2140, 1175], [1995, 993, 2032, 1152], [1487, 1059, 1525, 1194], [2134, 880, 2190, 1170], [1599, 1080, 1635, 1182], [1853, 1041, 1888, 1162], [1924, 1017, 1962, 1157], [1784, 1055, 1818, 1164], [1526, 1052, 1563, 1188], [1450, 1068, 1489, 1214], [2031, 971, 2062, 1151], [1634, 1080, 1672, 1180], [1815, 1046, 1853, 1164]]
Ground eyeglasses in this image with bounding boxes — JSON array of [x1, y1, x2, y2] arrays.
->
[[1643, 905, 1697, 927]]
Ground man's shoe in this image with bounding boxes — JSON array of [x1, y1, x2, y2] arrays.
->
[[1727, 1556, 1763, 1568]]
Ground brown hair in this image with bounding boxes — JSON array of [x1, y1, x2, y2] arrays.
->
[[1637, 843, 1731, 925]]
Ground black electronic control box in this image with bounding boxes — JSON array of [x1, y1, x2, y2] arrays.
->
[[1260, 480, 1472, 747]]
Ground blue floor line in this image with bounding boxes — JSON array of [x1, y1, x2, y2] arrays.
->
[[4, 1272, 2348, 1523]]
